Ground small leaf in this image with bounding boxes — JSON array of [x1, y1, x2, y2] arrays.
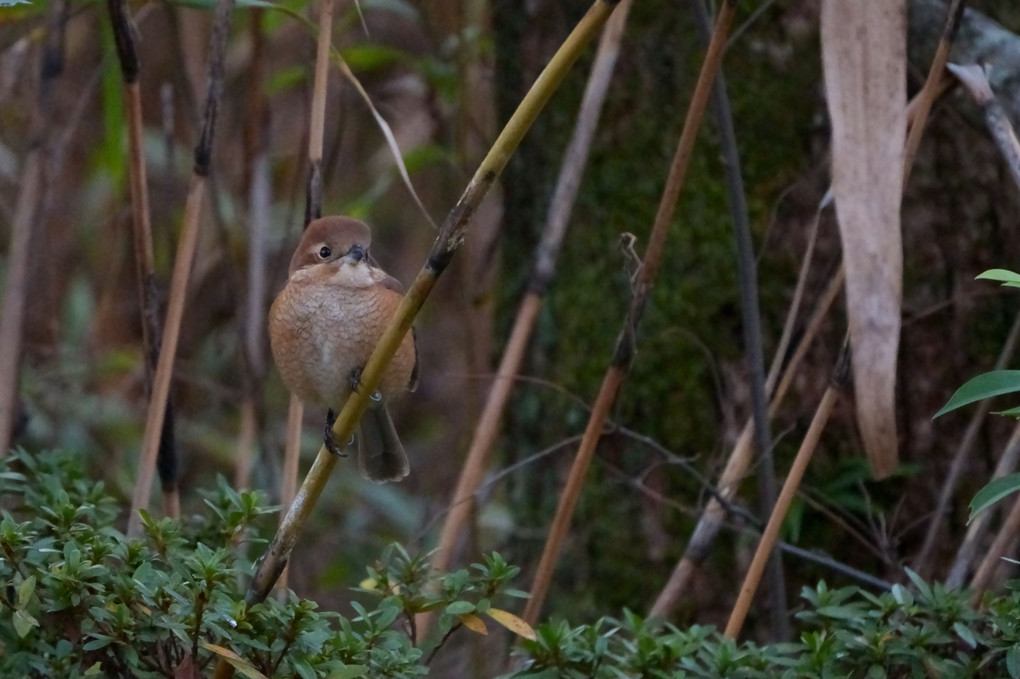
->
[[16, 575, 35, 608], [968, 473, 1020, 523], [486, 608, 536, 641], [977, 269, 1020, 287], [327, 667, 370, 679], [84, 663, 103, 677], [13, 609, 38, 638], [445, 601, 475, 616], [953, 622, 977, 648], [934, 371, 1020, 419], [1007, 645, 1020, 678], [459, 613, 488, 635], [199, 642, 268, 679], [358, 577, 378, 591]]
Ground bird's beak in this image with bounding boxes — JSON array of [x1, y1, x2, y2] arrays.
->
[[342, 244, 367, 264]]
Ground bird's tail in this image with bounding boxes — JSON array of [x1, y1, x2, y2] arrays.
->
[[357, 405, 410, 483]]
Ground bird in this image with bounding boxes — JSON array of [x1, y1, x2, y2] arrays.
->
[[268, 216, 418, 482]]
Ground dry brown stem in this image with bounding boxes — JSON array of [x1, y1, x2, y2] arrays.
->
[[128, 0, 236, 535], [724, 343, 849, 639], [521, 0, 737, 626], [422, 0, 634, 638]]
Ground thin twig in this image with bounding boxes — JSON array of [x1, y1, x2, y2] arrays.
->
[[521, 0, 738, 627]]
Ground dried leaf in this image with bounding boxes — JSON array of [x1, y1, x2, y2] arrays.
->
[[199, 642, 268, 679], [459, 612, 488, 635], [821, 0, 906, 478], [486, 607, 536, 641]]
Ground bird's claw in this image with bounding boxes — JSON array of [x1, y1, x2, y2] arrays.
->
[[350, 368, 382, 402], [323, 409, 354, 457]]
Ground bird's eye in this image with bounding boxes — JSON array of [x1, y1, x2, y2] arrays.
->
[[318, 246, 331, 259]]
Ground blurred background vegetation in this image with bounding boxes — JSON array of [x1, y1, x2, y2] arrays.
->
[[3, 0, 1020, 667]]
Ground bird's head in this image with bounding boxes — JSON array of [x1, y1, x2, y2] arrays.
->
[[288, 216, 374, 277]]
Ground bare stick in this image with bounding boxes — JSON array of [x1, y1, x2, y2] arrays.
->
[[914, 309, 1020, 575], [128, 0, 236, 535], [421, 0, 634, 636], [947, 421, 1020, 587], [521, 0, 738, 626], [236, 0, 621, 616], [725, 342, 850, 639]]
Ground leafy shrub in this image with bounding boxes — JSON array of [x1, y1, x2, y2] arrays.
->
[[5, 448, 1020, 678], [0, 449, 530, 678], [509, 576, 1020, 678]]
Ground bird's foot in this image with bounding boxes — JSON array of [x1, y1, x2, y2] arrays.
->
[[349, 367, 383, 402], [323, 409, 354, 457]]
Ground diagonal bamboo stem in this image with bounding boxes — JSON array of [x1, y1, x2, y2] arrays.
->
[[521, 0, 738, 626], [422, 0, 634, 636], [240, 0, 622, 611]]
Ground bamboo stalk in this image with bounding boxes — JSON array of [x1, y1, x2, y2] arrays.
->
[[691, 0, 787, 639], [724, 341, 849, 639], [422, 0, 634, 635], [128, 0, 236, 536], [520, 0, 737, 626], [650, 10, 960, 614], [275, 0, 334, 598], [107, 0, 181, 516], [240, 0, 621, 612]]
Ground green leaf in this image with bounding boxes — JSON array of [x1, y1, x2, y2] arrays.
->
[[953, 622, 977, 648], [977, 269, 1020, 287], [445, 601, 475, 615], [934, 371, 1020, 418], [1007, 645, 1020, 678], [17, 575, 35, 608], [13, 609, 38, 638], [968, 473, 1020, 523], [327, 666, 370, 679]]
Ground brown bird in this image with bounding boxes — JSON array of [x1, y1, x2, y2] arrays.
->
[[269, 216, 418, 482]]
